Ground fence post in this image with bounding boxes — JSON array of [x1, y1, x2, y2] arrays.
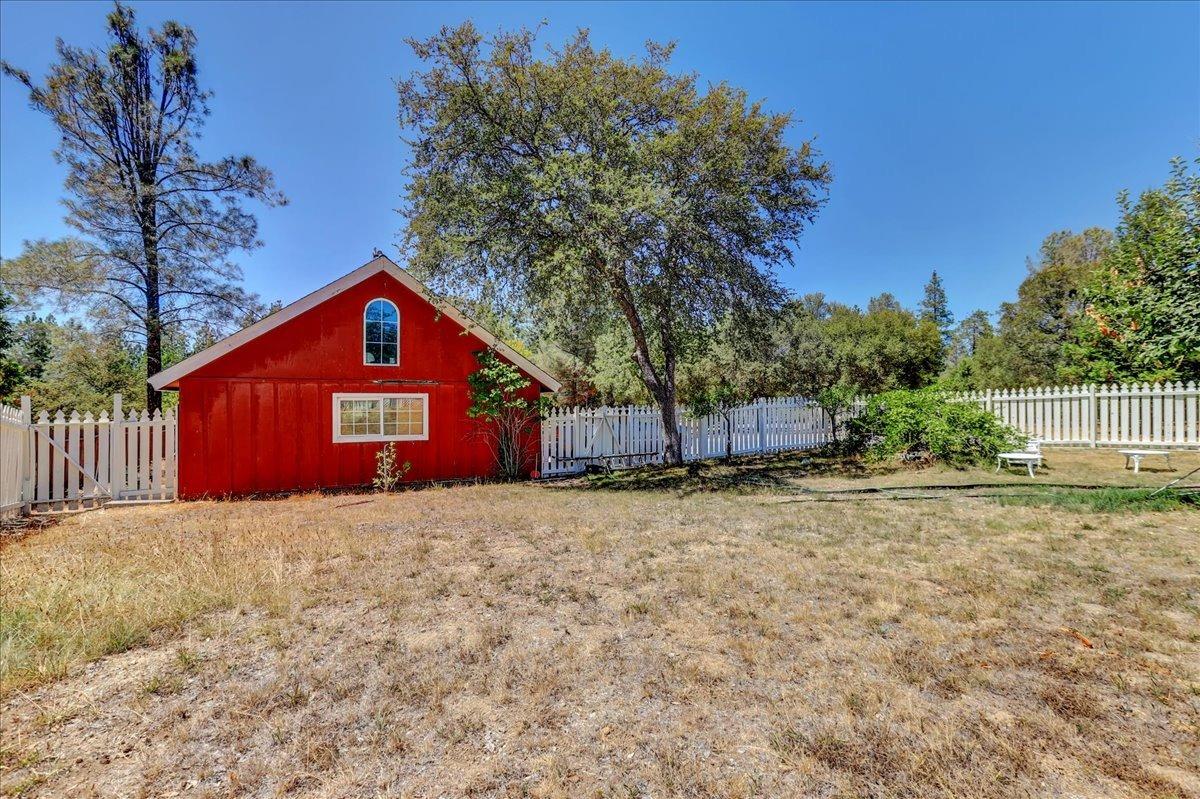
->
[[623, 406, 632, 467], [20, 395, 32, 515], [572, 406, 582, 471], [1087, 384, 1097, 447], [110, 393, 124, 500], [756, 399, 766, 454]]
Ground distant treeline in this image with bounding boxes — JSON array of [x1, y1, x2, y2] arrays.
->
[[3, 160, 1196, 414]]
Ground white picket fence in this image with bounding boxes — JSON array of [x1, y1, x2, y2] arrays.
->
[[1, 403, 26, 518], [541, 397, 834, 476], [540, 381, 1200, 476], [0, 395, 177, 518], [963, 381, 1199, 447]]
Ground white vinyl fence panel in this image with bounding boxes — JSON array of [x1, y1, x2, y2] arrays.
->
[[541, 382, 1199, 477], [1, 394, 177, 516]]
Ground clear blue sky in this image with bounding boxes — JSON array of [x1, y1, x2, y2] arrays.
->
[[2, 1, 1197, 323]]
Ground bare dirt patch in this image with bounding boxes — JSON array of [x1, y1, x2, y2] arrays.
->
[[2, 456, 1197, 797]]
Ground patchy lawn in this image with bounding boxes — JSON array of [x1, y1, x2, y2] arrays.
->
[[582, 446, 1200, 493], [1, 450, 1197, 798]]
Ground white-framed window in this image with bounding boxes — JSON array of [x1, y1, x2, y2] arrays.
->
[[364, 298, 399, 366], [332, 393, 428, 442]]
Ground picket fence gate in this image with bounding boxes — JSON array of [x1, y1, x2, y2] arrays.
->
[[0, 394, 177, 518], [540, 381, 1200, 477]]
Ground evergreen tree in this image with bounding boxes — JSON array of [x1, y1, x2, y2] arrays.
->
[[949, 309, 995, 364], [866, 292, 904, 314], [17, 321, 145, 414], [2, 3, 284, 411], [0, 291, 25, 401], [985, 228, 1112, 386], [919, 270, 954, 347], [11, 314, 54, 382]]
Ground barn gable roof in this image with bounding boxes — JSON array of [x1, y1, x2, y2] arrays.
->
[[148, 255, 561, 392]]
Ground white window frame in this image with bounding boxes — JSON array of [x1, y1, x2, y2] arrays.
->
[[332, 392, 429, 443], [363, 298, 400, 367]]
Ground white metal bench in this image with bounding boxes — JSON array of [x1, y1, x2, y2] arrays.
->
[[996, 438, 1043, 478], [1118, 449, 1173, 474]]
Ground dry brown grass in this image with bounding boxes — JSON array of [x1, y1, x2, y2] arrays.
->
[[584, 446, 1200, 494], [1, 449, 1197, 798]]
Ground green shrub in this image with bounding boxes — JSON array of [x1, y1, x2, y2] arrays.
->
[[848, 389, 1022, 465]]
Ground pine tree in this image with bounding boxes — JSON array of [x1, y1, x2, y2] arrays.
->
[[0, 291, 25, 401], [2, 3, 284, 411], [919, 270, 954, 347], [949, 309, 994, 363]]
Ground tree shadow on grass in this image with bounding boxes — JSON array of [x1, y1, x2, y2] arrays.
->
[[548, 449, 896, 496]]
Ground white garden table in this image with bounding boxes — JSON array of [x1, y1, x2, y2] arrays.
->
[[996, 439, 1044, 478], [1118, 449, 1173, 474]]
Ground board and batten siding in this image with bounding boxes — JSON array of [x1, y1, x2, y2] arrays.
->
[[169, 269, 545, 498], [175, 377, 539, 497]]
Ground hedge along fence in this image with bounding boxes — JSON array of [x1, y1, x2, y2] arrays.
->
[[540, 382, 1200, 476]]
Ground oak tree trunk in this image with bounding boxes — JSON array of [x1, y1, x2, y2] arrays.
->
[[658, 390, 683, 466], [607, 268, 686, 466]]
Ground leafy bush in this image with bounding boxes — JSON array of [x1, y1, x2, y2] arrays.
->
[[467, 349, 543, 479], [848, 389, 1022, 465]]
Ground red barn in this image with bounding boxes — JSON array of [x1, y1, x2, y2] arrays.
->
[[150, 255, 560, 499]]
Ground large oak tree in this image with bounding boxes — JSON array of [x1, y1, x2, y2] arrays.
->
[[397, 24, 829, 464], [2, 2, 284, 410]]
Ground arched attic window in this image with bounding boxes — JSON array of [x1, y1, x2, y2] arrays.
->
[[364, 298, 399, 365]]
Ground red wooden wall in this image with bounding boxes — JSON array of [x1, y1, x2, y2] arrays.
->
[[175, 271, 542, 498]]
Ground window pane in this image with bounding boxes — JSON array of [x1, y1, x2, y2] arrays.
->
[[339, 399, 381, 437], [365, 300, 399, 365], [381, 397, 424, 437], [337, 397, 424, 440]]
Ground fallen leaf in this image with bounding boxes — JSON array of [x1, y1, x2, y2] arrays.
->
[[1062, 627, 1094, 649]]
